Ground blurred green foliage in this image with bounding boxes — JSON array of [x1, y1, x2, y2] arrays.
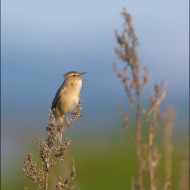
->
[[1, 126, 189, 190]]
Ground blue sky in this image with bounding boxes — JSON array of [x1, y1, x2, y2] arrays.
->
[[2, 0, 189, 123]]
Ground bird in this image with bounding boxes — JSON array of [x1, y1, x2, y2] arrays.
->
[[51, 71, 86, 142]]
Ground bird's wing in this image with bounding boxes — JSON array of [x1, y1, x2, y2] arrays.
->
[[51, 82, 66, 110]]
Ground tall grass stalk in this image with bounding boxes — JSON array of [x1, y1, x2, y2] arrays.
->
[[113, 9, 177, 190], [23, 101, 82, 190]]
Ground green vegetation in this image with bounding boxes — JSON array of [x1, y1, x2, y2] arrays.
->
[[1, 128, 188, 190]]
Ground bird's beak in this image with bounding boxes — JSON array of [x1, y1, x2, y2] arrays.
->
[[80, 72, 86, 75], [80, 72, 87, 81]]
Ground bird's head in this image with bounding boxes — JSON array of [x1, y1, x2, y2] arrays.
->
[[63, 71, 86, 87]]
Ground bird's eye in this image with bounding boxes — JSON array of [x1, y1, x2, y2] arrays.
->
[[73, 75, 76, 77]]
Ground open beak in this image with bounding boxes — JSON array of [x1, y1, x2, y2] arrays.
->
[[80, 72, 87, 81]]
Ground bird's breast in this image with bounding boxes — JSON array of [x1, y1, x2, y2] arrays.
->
[[58, 88, 80, 115]]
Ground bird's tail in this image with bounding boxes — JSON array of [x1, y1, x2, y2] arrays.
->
[[57, 117, 64, 144], [58, 133, 62, 144]]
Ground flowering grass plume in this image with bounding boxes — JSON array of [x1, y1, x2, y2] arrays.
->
[[23, 101, 82, 190], [113, 9, 177, 190]]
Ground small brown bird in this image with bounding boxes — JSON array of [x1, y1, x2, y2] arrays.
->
[[51, 71, 86, 142]]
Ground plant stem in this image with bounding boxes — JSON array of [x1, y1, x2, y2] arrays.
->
[[148, 109, 158, 190], [45, 172, 49, 190], [136, 90, 143, 190]]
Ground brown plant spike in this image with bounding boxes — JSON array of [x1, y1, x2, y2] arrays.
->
[[55, 159, 77, 190], [113, 9, 145, 190], [23, 101, 82, 190], [23, 153, 44, 183], [113, 9, 171, 190]]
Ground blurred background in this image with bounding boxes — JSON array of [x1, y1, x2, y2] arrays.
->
[[1, 0, 189, 189]]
